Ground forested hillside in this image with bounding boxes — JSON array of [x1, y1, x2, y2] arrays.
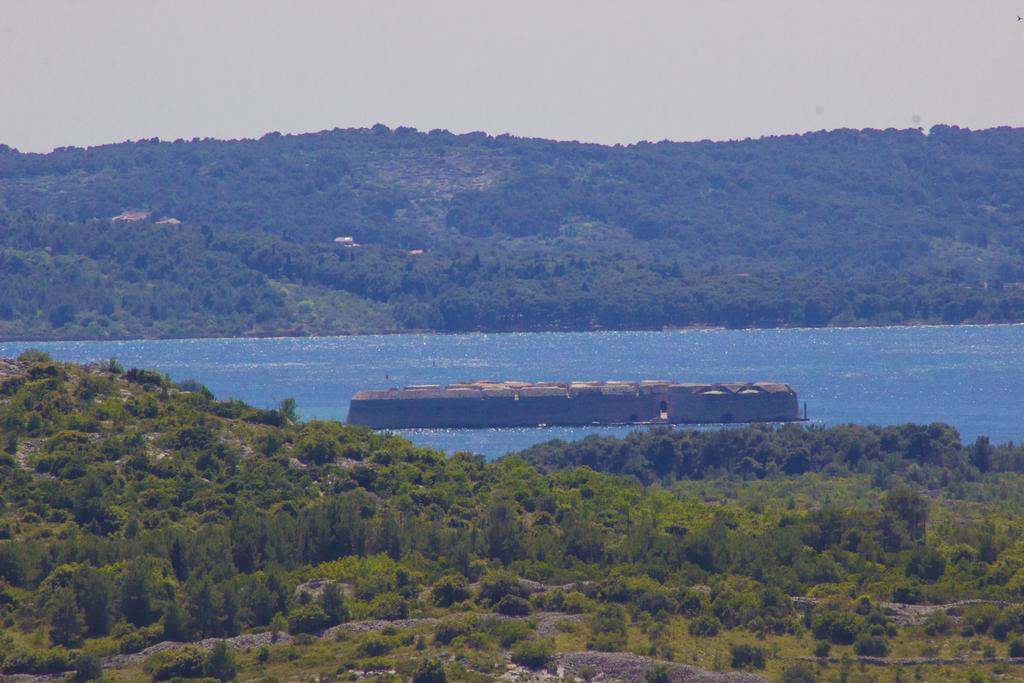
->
[[3, 124, 1024, 339], [4, 355, 1024, 680]]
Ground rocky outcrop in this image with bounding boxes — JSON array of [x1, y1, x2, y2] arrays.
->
[[556, 652, 769, 682]]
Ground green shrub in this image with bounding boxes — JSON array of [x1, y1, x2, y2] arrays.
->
[[434, 617, 476, 645], [676, 589, 707, 617], [853, 635, 889, 657], [18, 349, 52, 363], [118, 623, 164, 654], [587, 631, 626, 652], [2, 647, 74, 675], [587, 604, 628, 652], [484, 618, 533, 648], [781, 663, 818, 683], [510, 639, 553, 670], [359, 656, 395, 673], [431, 575, 471, 607], [992, 612, 1020, 641], [964, 605, 999, 634], [891, 583, 924, 604], [287, 604, 330, 635], [644, 664, 673, 683], [477, 572, 528, 607], [562, 591, 594, 614], [729, 643, 767, 670], [125, 368, 164, 387], [905, 546, 946, 582], [495, 594, 531, 616], [412, 658, 447, 683], [74, 652, 103, 682], [923, 610, 953, 636], [813, 640, 831, 658], [687, 615, 721, 637], [203, 641, 237, 682], [1009, 638, 1024, 658], [370, 592, 410, 620], [359, 635, 392, 657], [144, 647, 205, 681], [811, 608, 859, 645], [102, 357, 124, 374]]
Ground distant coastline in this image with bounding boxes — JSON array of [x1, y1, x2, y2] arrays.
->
[[3, 318, 1024, 346], [5, 126, 1024, 350]]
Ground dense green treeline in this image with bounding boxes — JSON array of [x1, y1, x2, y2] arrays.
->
[[5, 357, 1024, 680], [4, 125, 1024, 338], [518, 422, 1022, 487], [3, 209, 1024, 339]]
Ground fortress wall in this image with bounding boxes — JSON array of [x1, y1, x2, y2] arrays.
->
[[565, 392, 654, 424], [739, 392, 800, 421], [667, 387, 799, 424], [347, 381, 801, 429], [346, 397, 486, 429], [504, 395, 580, 426], [666, 388, 709, 423], [348, 392, 659, 428], [487, 392, 655, 427]]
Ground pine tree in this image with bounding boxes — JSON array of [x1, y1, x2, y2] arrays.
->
[[79, 569, 111, 637], [169, 536, 189, 581], [121, 559, 153, 626], [48, 586, 85, 647], [203, 640, 237, 682], [221, 584, 240, 636], [163, 601, 187, 641], [230, 508, 261, 573], [249, 577, 275, 626], [321, 582, 348, 625], [188, 576, 220, 638]]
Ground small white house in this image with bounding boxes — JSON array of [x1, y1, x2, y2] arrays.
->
[[111, 210, 151, 223]]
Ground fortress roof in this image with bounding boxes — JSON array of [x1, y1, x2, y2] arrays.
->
[[351, 380, 795, 401]]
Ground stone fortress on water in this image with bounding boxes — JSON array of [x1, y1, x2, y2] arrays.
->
[[346, 380, 803, 429]]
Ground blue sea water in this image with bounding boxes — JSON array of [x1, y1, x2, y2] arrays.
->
[[2, 325, 1022, 458]]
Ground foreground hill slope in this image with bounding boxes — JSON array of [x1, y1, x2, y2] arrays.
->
[[5, 355, 1024, 680], [3, 125, 1024, 339]]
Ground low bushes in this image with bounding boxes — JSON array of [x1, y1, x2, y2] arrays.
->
[[144, 647, 205, 681], [853, 634, 889, 657], [494, 595, 531, 616], [287, 604, 330, 635], [687, 615, 721, 637], [0, 647, 74, 675], [431, 575, 471, 607], [511, 639, 553, 670], [729, 643, 767, 670]]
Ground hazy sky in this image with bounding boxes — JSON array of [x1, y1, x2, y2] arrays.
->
[[2, 1, 1023, 152]]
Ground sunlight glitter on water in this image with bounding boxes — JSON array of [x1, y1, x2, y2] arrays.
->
[[3, 324, 1023, 458]]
